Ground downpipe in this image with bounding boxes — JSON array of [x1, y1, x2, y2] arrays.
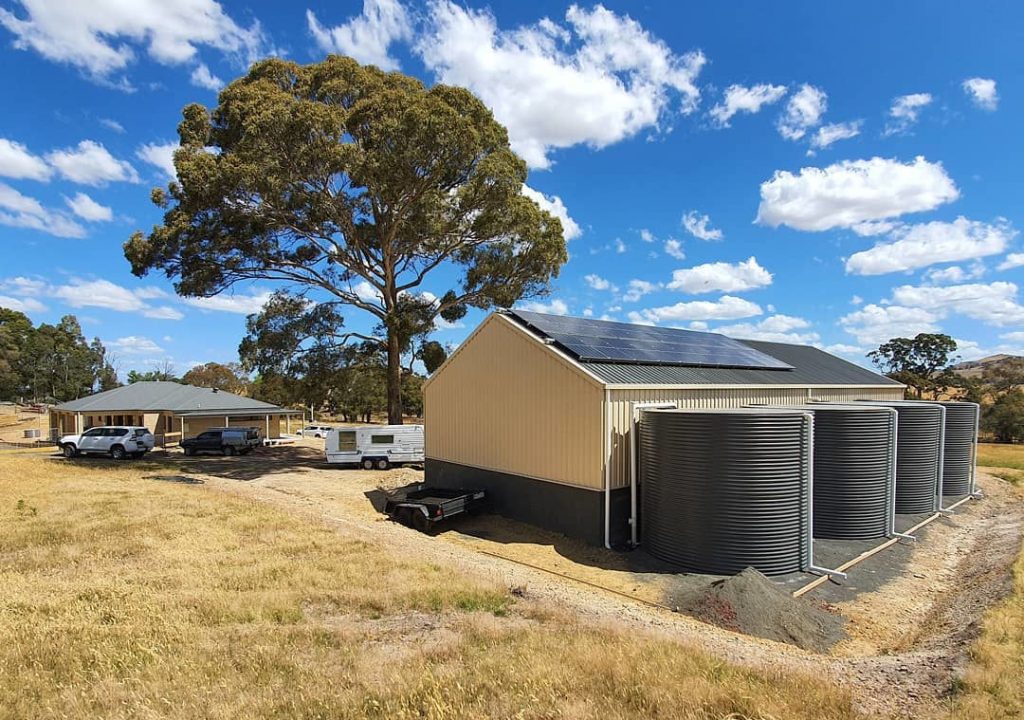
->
[[803, 412, 847, 580]]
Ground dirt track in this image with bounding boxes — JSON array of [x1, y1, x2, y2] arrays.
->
[[106, 443, 1024, 719]]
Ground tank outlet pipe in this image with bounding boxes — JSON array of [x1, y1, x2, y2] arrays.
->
[[933, 404, 953, 514], [884, 407, 916, 541], [802, 412, 848, 579], [970, 403, 983, 499], [629, 402, 679, 548]]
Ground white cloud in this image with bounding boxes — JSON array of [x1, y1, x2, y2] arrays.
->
[[52, 278, 183, 319], [0, 182, 85, 238], [1002, 331, 1024, 343], [777, 84, 826, 141], [845, 217, 1013, 276], [708, 83, 787, 127], [884, 93, 932, 136], [839, 303, 941, 346], [666, 256, 772, 294], [417, 2, 705, 169], [998, 253, 1024, 271], [663, 238, 685, 260], [756, 156, 959, 232], [851, 220, 897, 237], [622, 279, 659, 302], [891, 281, 1024, 327], [716, 314, 819, 344], [923, 263, 985, 285], [0, 276, 46, 296], [614, 238, 626, 254], [0, 295, 46, 313], [0, 138, 51, 180], [104, 335, 164, 355], [808, 120, 862, 150], [850, 295, 863, 305], [135, 141, 178, 180], [182, 290, 273, 314], [307, 0, 412, 72], [99, 118, 125, 133], [190, 62, 223, 91], [639, 228, 655, 243], [64, 191, 112, 221], [963, 77, 998, 111], [521, 184, 581, 240], [0, 0, 268, 85], [46, 140, 138, 185], [631, 295, 762, 323], [584, 274, 615, 292], [516, 298, 569, 315], [681, 210, 722, 241]]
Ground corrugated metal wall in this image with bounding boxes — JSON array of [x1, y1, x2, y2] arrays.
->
[[424, 314, 605, 489], [605, 385, 903, 489]]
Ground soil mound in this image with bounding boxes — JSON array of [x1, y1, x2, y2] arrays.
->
[[677, 567, 846, 652]]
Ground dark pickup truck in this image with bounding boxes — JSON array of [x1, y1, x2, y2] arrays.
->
[[383, 486, 486, 532]]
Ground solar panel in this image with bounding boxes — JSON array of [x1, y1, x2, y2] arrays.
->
[[509, 310, 794, 370]]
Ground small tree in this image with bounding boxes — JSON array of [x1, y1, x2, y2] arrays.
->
[[868, 334, 958, 399], [983, 388, 1024, 443], [983, 357, 1024, 393], [125, 56, 568, 423]]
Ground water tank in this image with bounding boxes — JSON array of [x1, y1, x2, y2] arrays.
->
[[759, 404, 896, 540], [856, 401, 942, 514], [934, 401, 979, 496], [639, 408, 811, 576]]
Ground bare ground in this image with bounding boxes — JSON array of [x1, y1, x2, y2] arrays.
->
[[80, 442, 1024, 719]]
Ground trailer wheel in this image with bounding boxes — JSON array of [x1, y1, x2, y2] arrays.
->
[[362, 458, 374, 470], [398, 507, 415, 527], [375, 458, 390, 471], [412, 511, 432, 533]]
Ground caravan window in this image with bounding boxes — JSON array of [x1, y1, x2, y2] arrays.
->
[[337, 431, 357, 451], [370, 434, 394, 445]]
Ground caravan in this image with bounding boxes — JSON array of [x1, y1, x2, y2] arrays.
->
[[325, 424, 424, 470]]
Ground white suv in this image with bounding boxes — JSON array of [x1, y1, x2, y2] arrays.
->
[[298, 424, 332, 438], [60, 426, 156, 460]]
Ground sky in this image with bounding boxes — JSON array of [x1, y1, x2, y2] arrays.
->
[[1, 0, 1022, 377]]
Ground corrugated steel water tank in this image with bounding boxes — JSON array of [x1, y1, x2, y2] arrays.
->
[[935, 401, 979, 496], [638, 408, 811, 576], [856, 401, 943, 513], [759, 404, 896, 540]]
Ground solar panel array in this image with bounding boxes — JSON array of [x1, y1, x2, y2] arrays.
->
[[510, 310, 793, 370]]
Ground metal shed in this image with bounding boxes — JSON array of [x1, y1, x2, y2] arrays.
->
[[423, 310, 904, 548]]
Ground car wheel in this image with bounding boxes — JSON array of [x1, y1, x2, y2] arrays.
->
[[183, 447, 193, 457], [223, 445, 236, 456], [62, 444, 77, 458], [412, 511, 433, 533], [362, 458, 374, 470], [375, 458, 390, 471], [110, 445, 126, 461]]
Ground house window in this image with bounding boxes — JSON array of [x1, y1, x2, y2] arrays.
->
[[370, 434, 394, 445], [337, 431, 357, 451], [114, 415, 124, 425]]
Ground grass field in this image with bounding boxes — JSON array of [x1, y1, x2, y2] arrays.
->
[[978, 443, 1024, 484], [0, 452, 861, 720]]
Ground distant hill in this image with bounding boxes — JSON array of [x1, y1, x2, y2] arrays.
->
[[952, 354, 1023, 379]]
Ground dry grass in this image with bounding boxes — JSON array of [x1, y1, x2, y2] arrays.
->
[[0, 452, 861, 720], [978, 443, 1024, 484]]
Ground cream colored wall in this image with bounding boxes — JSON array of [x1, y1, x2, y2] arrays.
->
[[424, 314, 605, 490], [605, 385, 904, 489], [180, 414, 283, 439]]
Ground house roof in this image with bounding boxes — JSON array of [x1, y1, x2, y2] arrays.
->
[[54, 381, 296, 414], [503, 311, 900, 388]]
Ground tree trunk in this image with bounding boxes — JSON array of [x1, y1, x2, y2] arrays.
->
[[386, 331, 403, 424]]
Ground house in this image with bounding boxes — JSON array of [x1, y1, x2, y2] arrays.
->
[[423, 309, 904, 547], [50, 381, 301, 444]]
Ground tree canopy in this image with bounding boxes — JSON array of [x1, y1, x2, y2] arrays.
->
[[868, 333, 959, 399], [0, 310, 116, 402], [125, 55, 568, 423], [181, 362, 249, 394]]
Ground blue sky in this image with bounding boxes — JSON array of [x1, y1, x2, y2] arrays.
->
[[1, 0, 1022, 376]]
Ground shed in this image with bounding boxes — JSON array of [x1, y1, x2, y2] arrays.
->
[[423, 310, 904, 547], [50, 381, 302, 445]]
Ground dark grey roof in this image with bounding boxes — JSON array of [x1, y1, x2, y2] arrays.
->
[[54, 381, 291, 413], [582, 339, 900, 386]]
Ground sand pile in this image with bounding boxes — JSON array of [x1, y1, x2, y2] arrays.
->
[[677, 567, 846, 652]]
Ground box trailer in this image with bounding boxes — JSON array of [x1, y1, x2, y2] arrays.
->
[[325, 424, 425, 470]]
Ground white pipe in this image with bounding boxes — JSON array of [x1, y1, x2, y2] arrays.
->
[[629, 401, 678, 548], [886, 407, 916, 542], [970, 402, 983, 498], [803, 411, 847, 579], [603, 388, 612, 549], [934, 404, 952, 514]]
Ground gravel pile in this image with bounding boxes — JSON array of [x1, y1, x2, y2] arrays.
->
[[677, 567, 846, 652]]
